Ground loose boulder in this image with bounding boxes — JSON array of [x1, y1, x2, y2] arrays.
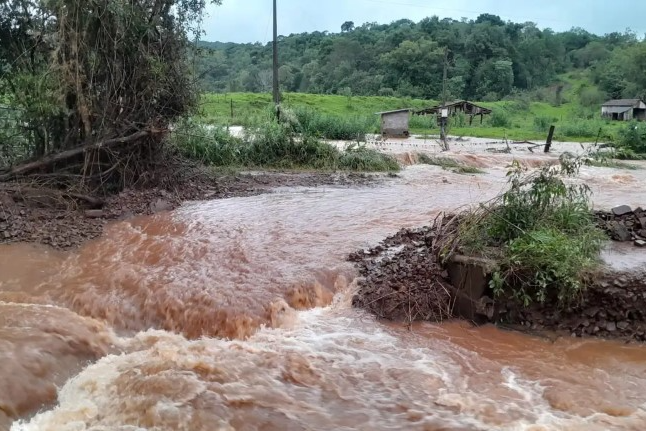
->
[[608, 221, 632, 241], [612, 205, 633, 217]]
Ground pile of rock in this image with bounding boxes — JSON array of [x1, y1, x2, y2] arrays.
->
[[595, 205, 646, 247], [349, 225, 454, 323], [504, 273, 646, 342]]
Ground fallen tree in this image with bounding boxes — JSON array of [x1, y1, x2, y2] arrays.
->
[[0, 129, 160, 182]]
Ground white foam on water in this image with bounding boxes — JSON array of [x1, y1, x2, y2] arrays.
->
[[12, 301, 646, 431]]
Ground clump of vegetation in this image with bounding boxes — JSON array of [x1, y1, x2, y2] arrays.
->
[[445, 154, 605, 307], [292, 106, 374, 140], [578, 87, 607, 107], [533, 116, 558, 132], [170, 119, 399, 172], [558, 119, 606, 138], [418, 154, 484, 175], [0, 107, 31, 167], [489, 109, 512, 128], [614, 122, 646, 159], [171, 121, 243, 166], [338, 144, 401, 172], [409, 114, 437, 130]]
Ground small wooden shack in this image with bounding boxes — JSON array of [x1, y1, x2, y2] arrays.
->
[[601, 99, 646, 121], [413, 100, 492, 125], [377, 109, 411, 138]]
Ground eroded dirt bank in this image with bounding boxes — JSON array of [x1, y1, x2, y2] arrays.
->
[[0, 171, 379, 249]]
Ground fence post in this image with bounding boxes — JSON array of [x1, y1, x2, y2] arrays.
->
[[544, 125, 555, 153]]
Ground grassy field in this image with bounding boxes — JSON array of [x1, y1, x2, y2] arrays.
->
[[200, 92, 433, 126], [199, 89, 623, 143]]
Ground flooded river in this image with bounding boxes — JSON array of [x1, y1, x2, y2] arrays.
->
[[2, 148, 646, 430]]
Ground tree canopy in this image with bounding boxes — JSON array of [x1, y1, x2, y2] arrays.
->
[[195, 14, 645, 101]]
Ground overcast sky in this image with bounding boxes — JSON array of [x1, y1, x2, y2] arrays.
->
[[201, 0, 646, 43]]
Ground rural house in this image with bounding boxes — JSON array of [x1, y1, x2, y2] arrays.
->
[[601, 99, 646, 121], [377, 109, 411, 138], [413, 100, 492, 125]]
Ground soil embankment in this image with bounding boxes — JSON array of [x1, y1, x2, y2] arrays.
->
[[0, 171, 379, 249], [350, 210, 646, 342]]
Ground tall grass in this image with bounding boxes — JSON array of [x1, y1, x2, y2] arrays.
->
[[170, 120, 243, 166], [615, 121, 646, 158], [170, 119, 399, 172], [291, 106, 375, 140], [339, 144, 400, 171]]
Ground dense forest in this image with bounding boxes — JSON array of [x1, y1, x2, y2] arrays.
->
[[196, 14, 646, 102]]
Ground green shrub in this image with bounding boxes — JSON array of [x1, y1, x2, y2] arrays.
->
[[506, 93, 531, 112], [579, 87, 607, 107], [533, 116, 557, 132], [558, 119, 605, 138], [170, 120, 244, 166], [451, 153, 605, 307], [0, 106, 32, 167], [243, 122, 338, 169], [499, 226, 603, 305], [482, 92, 500, 102], [616, 121, 646, 155], [409, 114, 436, 130], [489, 109, 512, 128]]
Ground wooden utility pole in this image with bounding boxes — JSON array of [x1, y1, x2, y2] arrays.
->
[[272, 0, 280, 109], [439, 48, 449, 151]]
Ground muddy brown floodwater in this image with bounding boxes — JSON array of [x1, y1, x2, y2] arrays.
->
[[2, 150, 646, 430]]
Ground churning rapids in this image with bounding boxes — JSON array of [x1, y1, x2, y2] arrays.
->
[[2, 147, 646, 431]]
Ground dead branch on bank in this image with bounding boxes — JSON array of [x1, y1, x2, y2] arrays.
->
[[0, 129, 161, 182]]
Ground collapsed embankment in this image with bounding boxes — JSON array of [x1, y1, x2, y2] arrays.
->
[[350, 208, 646, 342], [0, 171, 378, 249]]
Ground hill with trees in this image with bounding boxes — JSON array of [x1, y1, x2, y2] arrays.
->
[[195, 14, 646, 102]]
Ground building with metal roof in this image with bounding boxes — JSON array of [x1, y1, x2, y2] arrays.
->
[[601, 99, 646, 121]]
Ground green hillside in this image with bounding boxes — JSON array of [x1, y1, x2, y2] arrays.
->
[[195, 15, 646, 104]]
